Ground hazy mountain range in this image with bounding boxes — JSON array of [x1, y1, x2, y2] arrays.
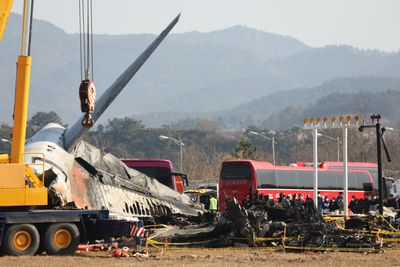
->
[[1, 13, 400, 129]]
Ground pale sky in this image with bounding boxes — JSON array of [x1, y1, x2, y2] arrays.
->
[[11, 0, 400, 52]]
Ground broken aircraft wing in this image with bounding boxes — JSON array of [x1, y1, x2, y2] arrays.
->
[[64, 13, 181, 151]]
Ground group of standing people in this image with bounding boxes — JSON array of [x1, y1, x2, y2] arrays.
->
[[241, 190, 389, 215], [318, 192, 380, 215]]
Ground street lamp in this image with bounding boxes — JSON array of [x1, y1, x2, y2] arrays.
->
[[317, 133, 341, 162], [248, 131, 277, 165], [159, 135, 185, 172]]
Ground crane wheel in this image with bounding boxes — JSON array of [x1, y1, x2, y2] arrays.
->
[[2, 224, 40, 256], [43, 223, 80, 255]]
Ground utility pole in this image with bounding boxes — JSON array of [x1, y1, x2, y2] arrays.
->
[[313, 127, 318, 207], [359, 114, 391, 215]]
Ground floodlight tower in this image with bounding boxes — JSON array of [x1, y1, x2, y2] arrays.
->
[[303, 115, 360, 217]]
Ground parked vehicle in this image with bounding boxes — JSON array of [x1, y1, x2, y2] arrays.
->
[[121, 158, 188, 192], [184, 188, 216, 210], [219, 160, 381, 211]]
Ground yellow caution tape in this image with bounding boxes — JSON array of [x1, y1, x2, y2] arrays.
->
[[148, 226, 176, 240], [381, 238, 400, 242], [379, 215, 399, 232], [156, 246, 284, 251], [323, 216, 346, 220], [145, 244, 383, 253], [144, 224, 169, 229], [283, 245, 380, 252], [147, 238, 218, 246], [337, 227, 400, 236], [232, 237, 278, 241]]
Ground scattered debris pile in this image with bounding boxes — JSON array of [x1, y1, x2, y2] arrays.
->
[[223, 197, 381, 249], [148, 196, 400, 252]]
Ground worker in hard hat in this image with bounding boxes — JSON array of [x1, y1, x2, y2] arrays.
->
[[209, 194, 218, 213]]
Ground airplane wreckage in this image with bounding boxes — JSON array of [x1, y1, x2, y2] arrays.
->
[[22, 14, 205, 223], [13, 10, 400, 251]]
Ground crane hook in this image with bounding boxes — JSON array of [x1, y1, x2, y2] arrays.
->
[[79, 79, 96, 127]]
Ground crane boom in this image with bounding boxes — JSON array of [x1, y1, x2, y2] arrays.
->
[[0, 0, 13, 40], [0, 0, 48, 207]]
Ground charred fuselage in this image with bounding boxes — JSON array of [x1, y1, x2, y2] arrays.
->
[[22, 14, 205, 222]]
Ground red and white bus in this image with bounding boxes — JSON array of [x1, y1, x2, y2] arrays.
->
[[293, 161, 379, 192], [218, 160, 378, 211], [121, 158, 188, 193]]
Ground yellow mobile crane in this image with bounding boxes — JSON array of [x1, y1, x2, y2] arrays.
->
[[0, 1, 47, 206]]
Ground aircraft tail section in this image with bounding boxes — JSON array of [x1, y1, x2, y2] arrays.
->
[[64, 14, 180, 151]]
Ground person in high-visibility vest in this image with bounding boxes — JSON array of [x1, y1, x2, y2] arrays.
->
[[209, 194, 218, 212]]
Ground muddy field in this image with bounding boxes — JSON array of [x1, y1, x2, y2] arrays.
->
[[1, 249, 400, 267]]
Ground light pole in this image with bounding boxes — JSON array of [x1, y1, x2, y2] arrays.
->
[[304, 115, 360, 216], [248, 131, 277, 165], [159, 135, 185, 172], [317, 133, 341, 162]]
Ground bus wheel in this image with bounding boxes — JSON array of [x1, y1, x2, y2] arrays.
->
[[43, 223, 80, 255], [2, 224, 40, 256]]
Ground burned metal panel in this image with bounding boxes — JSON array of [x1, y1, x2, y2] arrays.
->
[[68, 141, 204, 221]]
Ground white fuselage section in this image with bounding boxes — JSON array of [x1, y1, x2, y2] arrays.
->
[[24, 123, 74, 204]]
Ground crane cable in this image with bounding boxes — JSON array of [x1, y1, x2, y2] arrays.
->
[[78, 0, 94, 80], [78, 0, 96, 127], [20, 0, 34, 56]]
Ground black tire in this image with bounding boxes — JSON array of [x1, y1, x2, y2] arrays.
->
[[2, 224, 40, 256], [43, 223, 80, 255]]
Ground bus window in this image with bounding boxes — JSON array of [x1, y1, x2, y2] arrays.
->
[[328, 165, 377, 191], [257, 170, 277, 188], [276, 170, 297, 189], [348, 172, 372, 191], [297, 171, 313, 189], [221, 163, 252, 180], [319, 171, 339, 190], [361, 177, 373, 191], [348, 172, 357, 190], [132, 166, 172, 188], [369, 169, 378, 191]]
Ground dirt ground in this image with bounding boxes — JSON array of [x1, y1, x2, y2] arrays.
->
[[0, 249, 400, 267]]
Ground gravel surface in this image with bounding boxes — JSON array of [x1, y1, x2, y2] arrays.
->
[[0, 249, 399, 267]]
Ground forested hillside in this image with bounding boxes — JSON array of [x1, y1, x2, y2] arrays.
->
[[3, 111, 400, 182]]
